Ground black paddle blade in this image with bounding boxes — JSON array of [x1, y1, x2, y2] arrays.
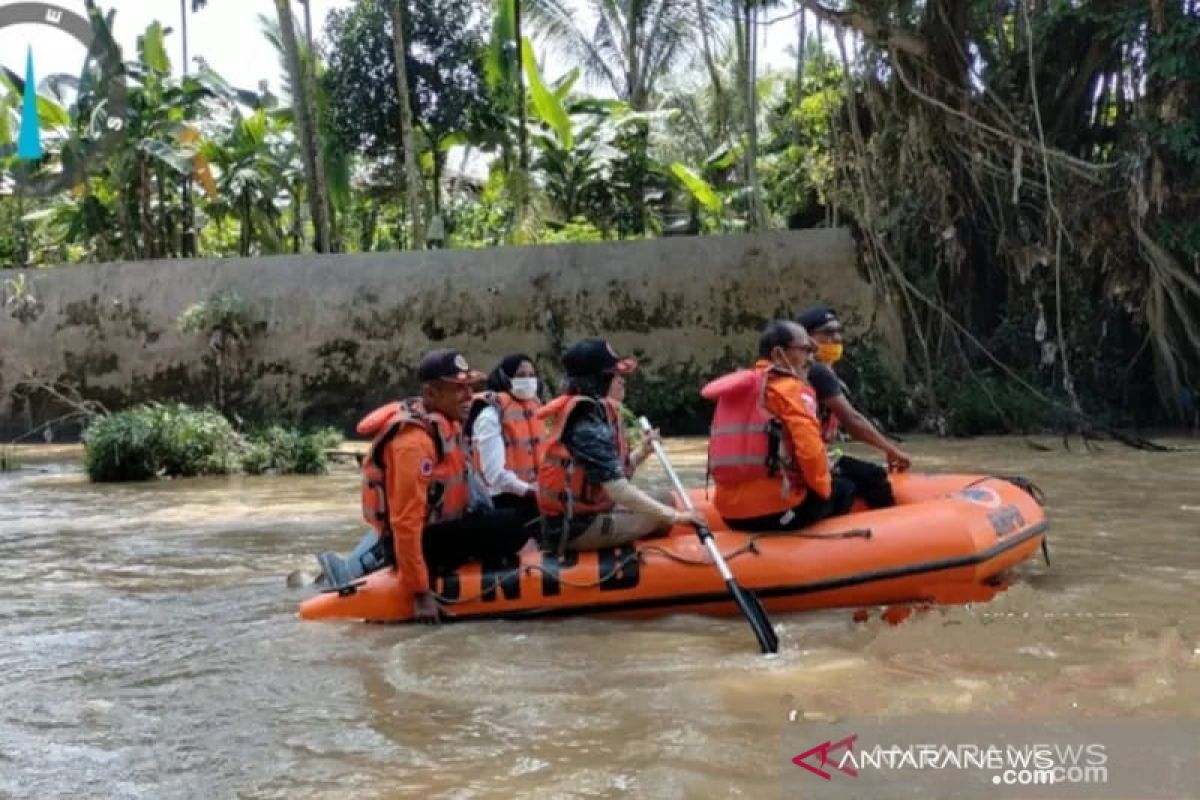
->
[[727, 579, 779, 654]]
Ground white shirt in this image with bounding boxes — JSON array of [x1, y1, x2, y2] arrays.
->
[[471, 405, 534, 497]]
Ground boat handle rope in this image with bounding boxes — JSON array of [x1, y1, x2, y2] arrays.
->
[[428, 550, 645, 604], [426, 527, 872, 604], [642, 527, 872, 566]]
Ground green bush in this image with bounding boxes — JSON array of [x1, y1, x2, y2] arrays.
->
[[83, 404, 241, 482], [940, 374, 1066, 436], [177, 289, 255, 341], [83, 406, 342, 482], [838, 338, 917, 432], [539, 217, 607, 244], [147, 404, 242, 477], [242, 425, 341, 476], [83, 409, 165, 482]]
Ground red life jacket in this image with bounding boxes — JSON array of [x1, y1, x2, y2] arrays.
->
[[467, 391, 543, 484], [535, 394, 629, 518], [701, 367, 802, 489], [358, 399, 469, 539]]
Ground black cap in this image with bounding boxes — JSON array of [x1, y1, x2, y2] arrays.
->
[[796, 305, 839, 333], [561, 338, 637, 378], [417, 348, 486, 384]]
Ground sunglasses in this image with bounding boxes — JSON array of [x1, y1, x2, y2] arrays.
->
[[785, 342, 818, 354]]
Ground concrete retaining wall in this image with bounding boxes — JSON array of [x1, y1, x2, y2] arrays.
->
[[0, 229, 901, 438]]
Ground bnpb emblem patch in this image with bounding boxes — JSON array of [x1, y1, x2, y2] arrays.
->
[[419, 457, 434, 477]]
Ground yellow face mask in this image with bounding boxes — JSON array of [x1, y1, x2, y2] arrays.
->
[[816, 342, 844, 365]]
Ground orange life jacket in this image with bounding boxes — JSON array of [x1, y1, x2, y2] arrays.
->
[[701, 366, 802, 489], [535, 394, 629, 518], [467, 391, 543, 484], [358, 399, 469, 539]]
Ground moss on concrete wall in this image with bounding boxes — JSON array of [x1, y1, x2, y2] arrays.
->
[[0, 231, 901, 437]]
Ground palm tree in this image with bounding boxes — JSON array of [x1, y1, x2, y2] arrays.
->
[[524, 0, 697, 110], [740, 0, 767, 230], [389, 0, 425, 248], [180, 0, 208, 256], [272, 0, 332, 252], [180, 0, 207, 72]]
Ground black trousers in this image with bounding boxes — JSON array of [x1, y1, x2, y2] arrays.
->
[[834, 455, 896, 509], [491, 492, 541, 527], [725, 476, 857, 532], [421, 506, 535, 577]]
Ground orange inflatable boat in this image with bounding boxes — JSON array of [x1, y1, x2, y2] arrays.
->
[[298, 472, 1047, 624]]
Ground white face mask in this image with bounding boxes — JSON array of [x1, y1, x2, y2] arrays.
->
[[510, 377, 538, 401]]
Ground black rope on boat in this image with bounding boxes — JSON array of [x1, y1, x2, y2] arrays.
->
[[428, 529, 874, 601], [641, 528, 872, 567], [993, 474, 1048, 506], [429, 551, 646, 604]]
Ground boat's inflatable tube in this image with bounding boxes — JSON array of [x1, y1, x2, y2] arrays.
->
[[298, 473, 1047, 623]]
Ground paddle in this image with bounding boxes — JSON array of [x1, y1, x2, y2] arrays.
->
[[638, 417, 779, 655]]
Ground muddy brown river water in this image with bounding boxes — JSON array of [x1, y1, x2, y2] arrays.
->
[[1, 436, 1198, 799]]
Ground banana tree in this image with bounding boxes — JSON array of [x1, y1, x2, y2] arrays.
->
[[522, 38, 675, 237], [1, 65, 74, 265], [199, 108, 292, 256], [485, 0, 528, 173], [102, 21, 222, 259]]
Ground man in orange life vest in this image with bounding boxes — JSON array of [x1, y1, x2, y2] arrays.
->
[[536, 338, 706, 552], [797, 305, 911, 508], [352, 349, 532, 623], [704, 320, 855, 531]]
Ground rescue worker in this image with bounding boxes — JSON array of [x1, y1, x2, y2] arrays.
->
[[796, 305, 911, 508], [703, 320, 855, 531], [465, 353, 543, 525], [320, 348, 531, 623], [536, 338, 705, 552]]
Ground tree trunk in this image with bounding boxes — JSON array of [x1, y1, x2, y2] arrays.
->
[[155, 164, 173, 257], [140, 156, 154, 257], [389, 0, 425, 249], [179, 0, 197, 257], [627, 7, 641, 109], [13, 183, 29, 267], [116, 184, 137, 260], [745, 2, 766, 230], [697, 0, 729, 141], [432, 150, 443, 214], [796, 3, 806, 95], [515, 0, 528, 173], [733, 7, 747, 166], [301, 0, 314, 53], [290, 186, 302, 253], [240, 192, 253, 257], [180, 0, 189, 68], [274, 0, 332, 252]]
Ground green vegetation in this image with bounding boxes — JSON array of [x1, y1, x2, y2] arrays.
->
[[242, 425, 341, 475], [82, 403, 340, 482], [177, 289, 256, 344], [2, 0, 1198, 433]]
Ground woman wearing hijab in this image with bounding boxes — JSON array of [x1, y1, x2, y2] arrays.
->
[[466, 353, 544, 524]]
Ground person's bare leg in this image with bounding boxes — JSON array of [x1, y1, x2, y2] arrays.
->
[[564, 510, 667, 550]]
